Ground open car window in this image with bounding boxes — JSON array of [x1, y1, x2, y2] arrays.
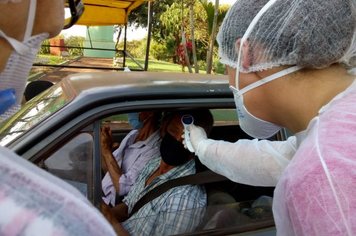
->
[[0, 85, 74, 146], [42, 133, 94, 197]]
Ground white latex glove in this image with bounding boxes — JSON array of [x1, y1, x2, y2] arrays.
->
[[182, 124, 208, 153]]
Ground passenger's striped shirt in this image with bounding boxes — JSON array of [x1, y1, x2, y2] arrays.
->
[[122, 157, 207, 235]]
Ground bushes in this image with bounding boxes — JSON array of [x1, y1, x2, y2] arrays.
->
[[39, 39, 50, 54], [64, 36, 85, 56], [38, 36, 84, 57], [117, 39, 146, 59], [151, 41, 170, 61], [213, 60, 226, 74]]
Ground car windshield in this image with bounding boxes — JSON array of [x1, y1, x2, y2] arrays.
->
[[0, 84, 73, 146]]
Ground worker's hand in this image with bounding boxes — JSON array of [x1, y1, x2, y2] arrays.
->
[[182, 124, 207, 152]]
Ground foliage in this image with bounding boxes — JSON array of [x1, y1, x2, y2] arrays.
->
[[128, 0, 230, 70], [151, 40, 170, 61], [160, 1, 209, 43], [117, 39, 147, 59], [128, 0, 175, 41], [64, 36, 85, 56], [39, 39, 51, 54], [199, 0, 229, 35], [159, 1, 209, 63], [213, 59, 225, 74], [197, 60, 207, 71]]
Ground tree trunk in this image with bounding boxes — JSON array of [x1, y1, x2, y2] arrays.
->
[[206, 0, 219, 74], [180, 0, 192, 73], [189, 1, 199, 73]]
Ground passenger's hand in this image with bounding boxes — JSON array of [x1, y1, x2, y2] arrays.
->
[[101, 125, 113, 154], [182, 124, 207, 152]]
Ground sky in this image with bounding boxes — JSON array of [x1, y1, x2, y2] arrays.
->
[[62, 0, 236, 41], [217, 0, 235, 5]]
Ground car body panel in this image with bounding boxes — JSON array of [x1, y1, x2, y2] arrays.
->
[[0, 72, 279, 235]]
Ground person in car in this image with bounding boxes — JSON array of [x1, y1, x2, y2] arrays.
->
[[102, 109, 213, 236], [101, 111, 162, 206], [186, 0, 356, 235], [0, 1, 116, 235]]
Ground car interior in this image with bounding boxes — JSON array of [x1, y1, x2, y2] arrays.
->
[[101, 108, 277, 234], [38, 107, 280, 235]]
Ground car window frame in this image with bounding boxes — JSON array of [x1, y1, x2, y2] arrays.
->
[[9, 96, 285, 235]]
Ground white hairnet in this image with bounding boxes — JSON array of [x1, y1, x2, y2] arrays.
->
[[217, 0, 356, 72]]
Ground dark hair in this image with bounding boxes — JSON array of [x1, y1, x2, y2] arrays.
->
[[161, 109, 214, 137], [24, 80, 54, 101], [181, 109, 214, 136]]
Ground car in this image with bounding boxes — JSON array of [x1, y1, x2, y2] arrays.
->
[[0, 72, 285, 235]]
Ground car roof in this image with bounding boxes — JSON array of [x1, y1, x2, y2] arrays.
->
[[62, 71, 229, 98], [6, 72, 232, 154]]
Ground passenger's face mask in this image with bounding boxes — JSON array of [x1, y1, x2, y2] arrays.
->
[[0, 0, 48, 122], [160, 133, 191, 166], [128, 112, 143, 129], [231, 65, 302, 139]]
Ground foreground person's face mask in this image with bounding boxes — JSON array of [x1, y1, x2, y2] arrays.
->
[[231, 66, 301, 139], [230, 0, 302, 139], [0, 0, 48, 122]]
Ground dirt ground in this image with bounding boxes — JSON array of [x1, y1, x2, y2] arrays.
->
[[31, 57, 118, 83]]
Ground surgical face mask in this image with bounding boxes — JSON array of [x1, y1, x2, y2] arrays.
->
[[229, 1, 304, 139], [160, 133, 191, 166], [231, 66, 302, 139], [0, 0, 48, 122], [128, 112, 143, 129]]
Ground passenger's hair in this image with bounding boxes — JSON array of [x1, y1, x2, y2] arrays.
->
[[24, 80, 54, 101], [181, 109, 214, 135], [161, 109, 214, 136]]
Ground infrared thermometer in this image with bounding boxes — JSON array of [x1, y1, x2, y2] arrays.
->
[[181, 114, 195, 152]]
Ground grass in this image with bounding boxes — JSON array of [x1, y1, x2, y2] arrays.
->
[[34, 54, 220, 74], [126, 58, 207, 73], [35, 54, 77, 65]]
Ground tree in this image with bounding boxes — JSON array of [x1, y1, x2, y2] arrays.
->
[[128, 0, 175, 42], [199, 0, 229, 74], [188, 0, 199, 73], [160, 1, 209, 65], [203, 0, 218, 74], [65, 36, 85, 56], [129, 0, 228, 70]]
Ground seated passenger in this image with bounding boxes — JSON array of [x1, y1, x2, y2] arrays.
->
[[102, 109, 214, 235], [101, 112, 162, 206]]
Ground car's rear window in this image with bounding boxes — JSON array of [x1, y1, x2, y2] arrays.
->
[[0, 85, 73, 146]]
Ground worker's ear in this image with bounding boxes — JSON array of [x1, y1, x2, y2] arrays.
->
[[235, 38, 251, 70]]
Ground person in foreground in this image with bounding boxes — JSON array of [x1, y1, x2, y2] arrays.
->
[[103, 109, 213, 236], [0, 0, 116, 235], [101, 112, 162, 206], [186, 0, 356, 235]]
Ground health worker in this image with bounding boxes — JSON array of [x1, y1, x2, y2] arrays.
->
[[186, 0, 356, 235]]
